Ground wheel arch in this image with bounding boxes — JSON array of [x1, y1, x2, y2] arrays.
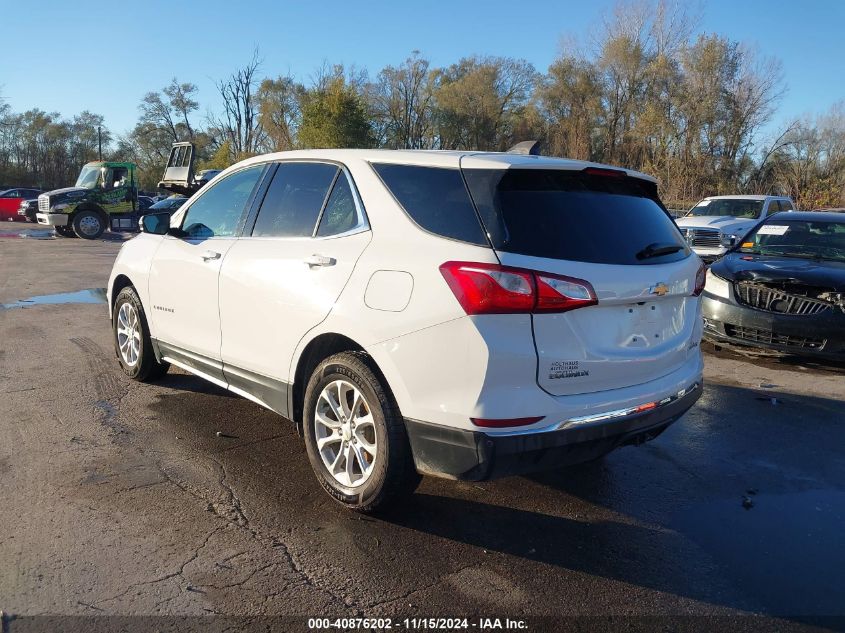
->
[[291, 333, 391, 435], [111, 274, 135, 313]]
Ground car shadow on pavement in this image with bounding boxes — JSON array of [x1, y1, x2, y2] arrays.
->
[[378, 491, 748, 613]]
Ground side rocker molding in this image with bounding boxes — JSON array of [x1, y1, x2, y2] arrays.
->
[[152, 339, 291, 418]]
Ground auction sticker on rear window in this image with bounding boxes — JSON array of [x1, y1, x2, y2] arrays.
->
[[757, 225, 789, 235]]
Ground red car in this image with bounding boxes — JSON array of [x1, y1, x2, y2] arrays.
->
[[0, 188, 44, 222]]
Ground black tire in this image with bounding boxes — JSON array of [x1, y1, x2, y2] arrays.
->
[[55, 226, 77, 238], [112, 286, 169, 382], [72, 210, 106, 239], [303, 351, 420, 513]]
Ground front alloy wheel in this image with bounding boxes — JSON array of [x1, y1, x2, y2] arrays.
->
[[116, 302, 141, 367], [112, 286, 169, 381]]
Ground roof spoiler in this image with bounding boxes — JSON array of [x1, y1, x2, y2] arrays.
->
[[506, 140, 542, 156]]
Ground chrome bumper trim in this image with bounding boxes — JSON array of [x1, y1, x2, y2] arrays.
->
[[562, 381, 700, 429], [484, 381, 701, 437]]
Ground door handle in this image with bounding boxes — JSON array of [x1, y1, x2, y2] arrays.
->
[[304, 254, 336, 267], [201, 250, 222, 261]]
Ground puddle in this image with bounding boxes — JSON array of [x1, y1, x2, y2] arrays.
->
[[0, 229, 55, 240], [1, 288, 107, 309]]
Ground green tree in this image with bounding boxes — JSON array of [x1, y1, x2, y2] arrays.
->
[[257, 76, 304, 151], [538, 56, 602, 160], [298, 69, 374, 149], [432, 56, 537, 151]]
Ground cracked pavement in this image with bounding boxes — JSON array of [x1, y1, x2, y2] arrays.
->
[[1, 222, 844, 630]]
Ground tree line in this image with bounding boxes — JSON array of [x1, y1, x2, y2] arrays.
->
[[1, 1, 843, 209]]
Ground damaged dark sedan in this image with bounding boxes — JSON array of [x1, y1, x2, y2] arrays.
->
[[701, 211, 845, 359]]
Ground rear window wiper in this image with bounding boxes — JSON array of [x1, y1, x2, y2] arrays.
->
[[636, 242, 685, 260]]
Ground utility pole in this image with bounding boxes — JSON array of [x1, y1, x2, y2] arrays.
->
[[98, 126, 102, 160]]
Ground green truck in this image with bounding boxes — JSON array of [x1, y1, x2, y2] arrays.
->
[[36, 143, 207, 239]]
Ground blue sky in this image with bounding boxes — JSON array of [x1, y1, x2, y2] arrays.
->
[[1, 0, 843, 142]]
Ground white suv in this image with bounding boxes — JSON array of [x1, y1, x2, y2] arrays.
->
[[107, 150, 705, 512]]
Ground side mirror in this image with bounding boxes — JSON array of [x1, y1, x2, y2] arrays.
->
[[139, 212, 171, 235]]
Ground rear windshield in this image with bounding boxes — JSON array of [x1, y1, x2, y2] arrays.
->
[[463, 169, 689, 265]]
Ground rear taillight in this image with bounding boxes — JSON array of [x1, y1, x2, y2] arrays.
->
[[439, 261, 597, 315], [534, 272, 598, 313], [439, 262, 534, 314], [692, 262, 706, 296]]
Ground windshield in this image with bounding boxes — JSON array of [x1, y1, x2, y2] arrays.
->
[[687, 198, 764, 218], [75, 165, 102, 189], [463, 169, 689, 265], [739, 219, 845, 262], [151, 198, 186, 210]]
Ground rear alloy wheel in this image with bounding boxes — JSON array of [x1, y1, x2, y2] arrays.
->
[[303, 351, 420, 513], [72, 210, 105, 239], [315, 380, 379, 488], [113, 286, 169, 381]]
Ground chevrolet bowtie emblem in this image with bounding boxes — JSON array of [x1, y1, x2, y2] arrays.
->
[[650, 282, 669, 296]]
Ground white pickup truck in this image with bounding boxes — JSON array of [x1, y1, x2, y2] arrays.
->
[[675, 195, 795, 262]]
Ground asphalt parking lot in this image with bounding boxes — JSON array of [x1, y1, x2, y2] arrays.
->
[[1, 221, 844, 632]]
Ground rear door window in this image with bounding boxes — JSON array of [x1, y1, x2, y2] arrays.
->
[[252, 162, 338, 237], [316, 173, 363, 237], [372, 164, 487, 245], [463, 169, 689, 265]]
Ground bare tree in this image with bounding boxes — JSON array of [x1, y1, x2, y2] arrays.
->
[[213, 49, 266, 160], [139, 78, 200, 142], [164, 79, 200, 139], [370, 51, 436, 149]]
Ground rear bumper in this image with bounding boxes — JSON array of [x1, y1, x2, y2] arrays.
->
[[405, 381, 701, 480], [702, 292, 845, 359], [36, 212, 68, 227]]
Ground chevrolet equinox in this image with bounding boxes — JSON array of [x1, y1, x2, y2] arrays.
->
[[108, 149, 705, 512]]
